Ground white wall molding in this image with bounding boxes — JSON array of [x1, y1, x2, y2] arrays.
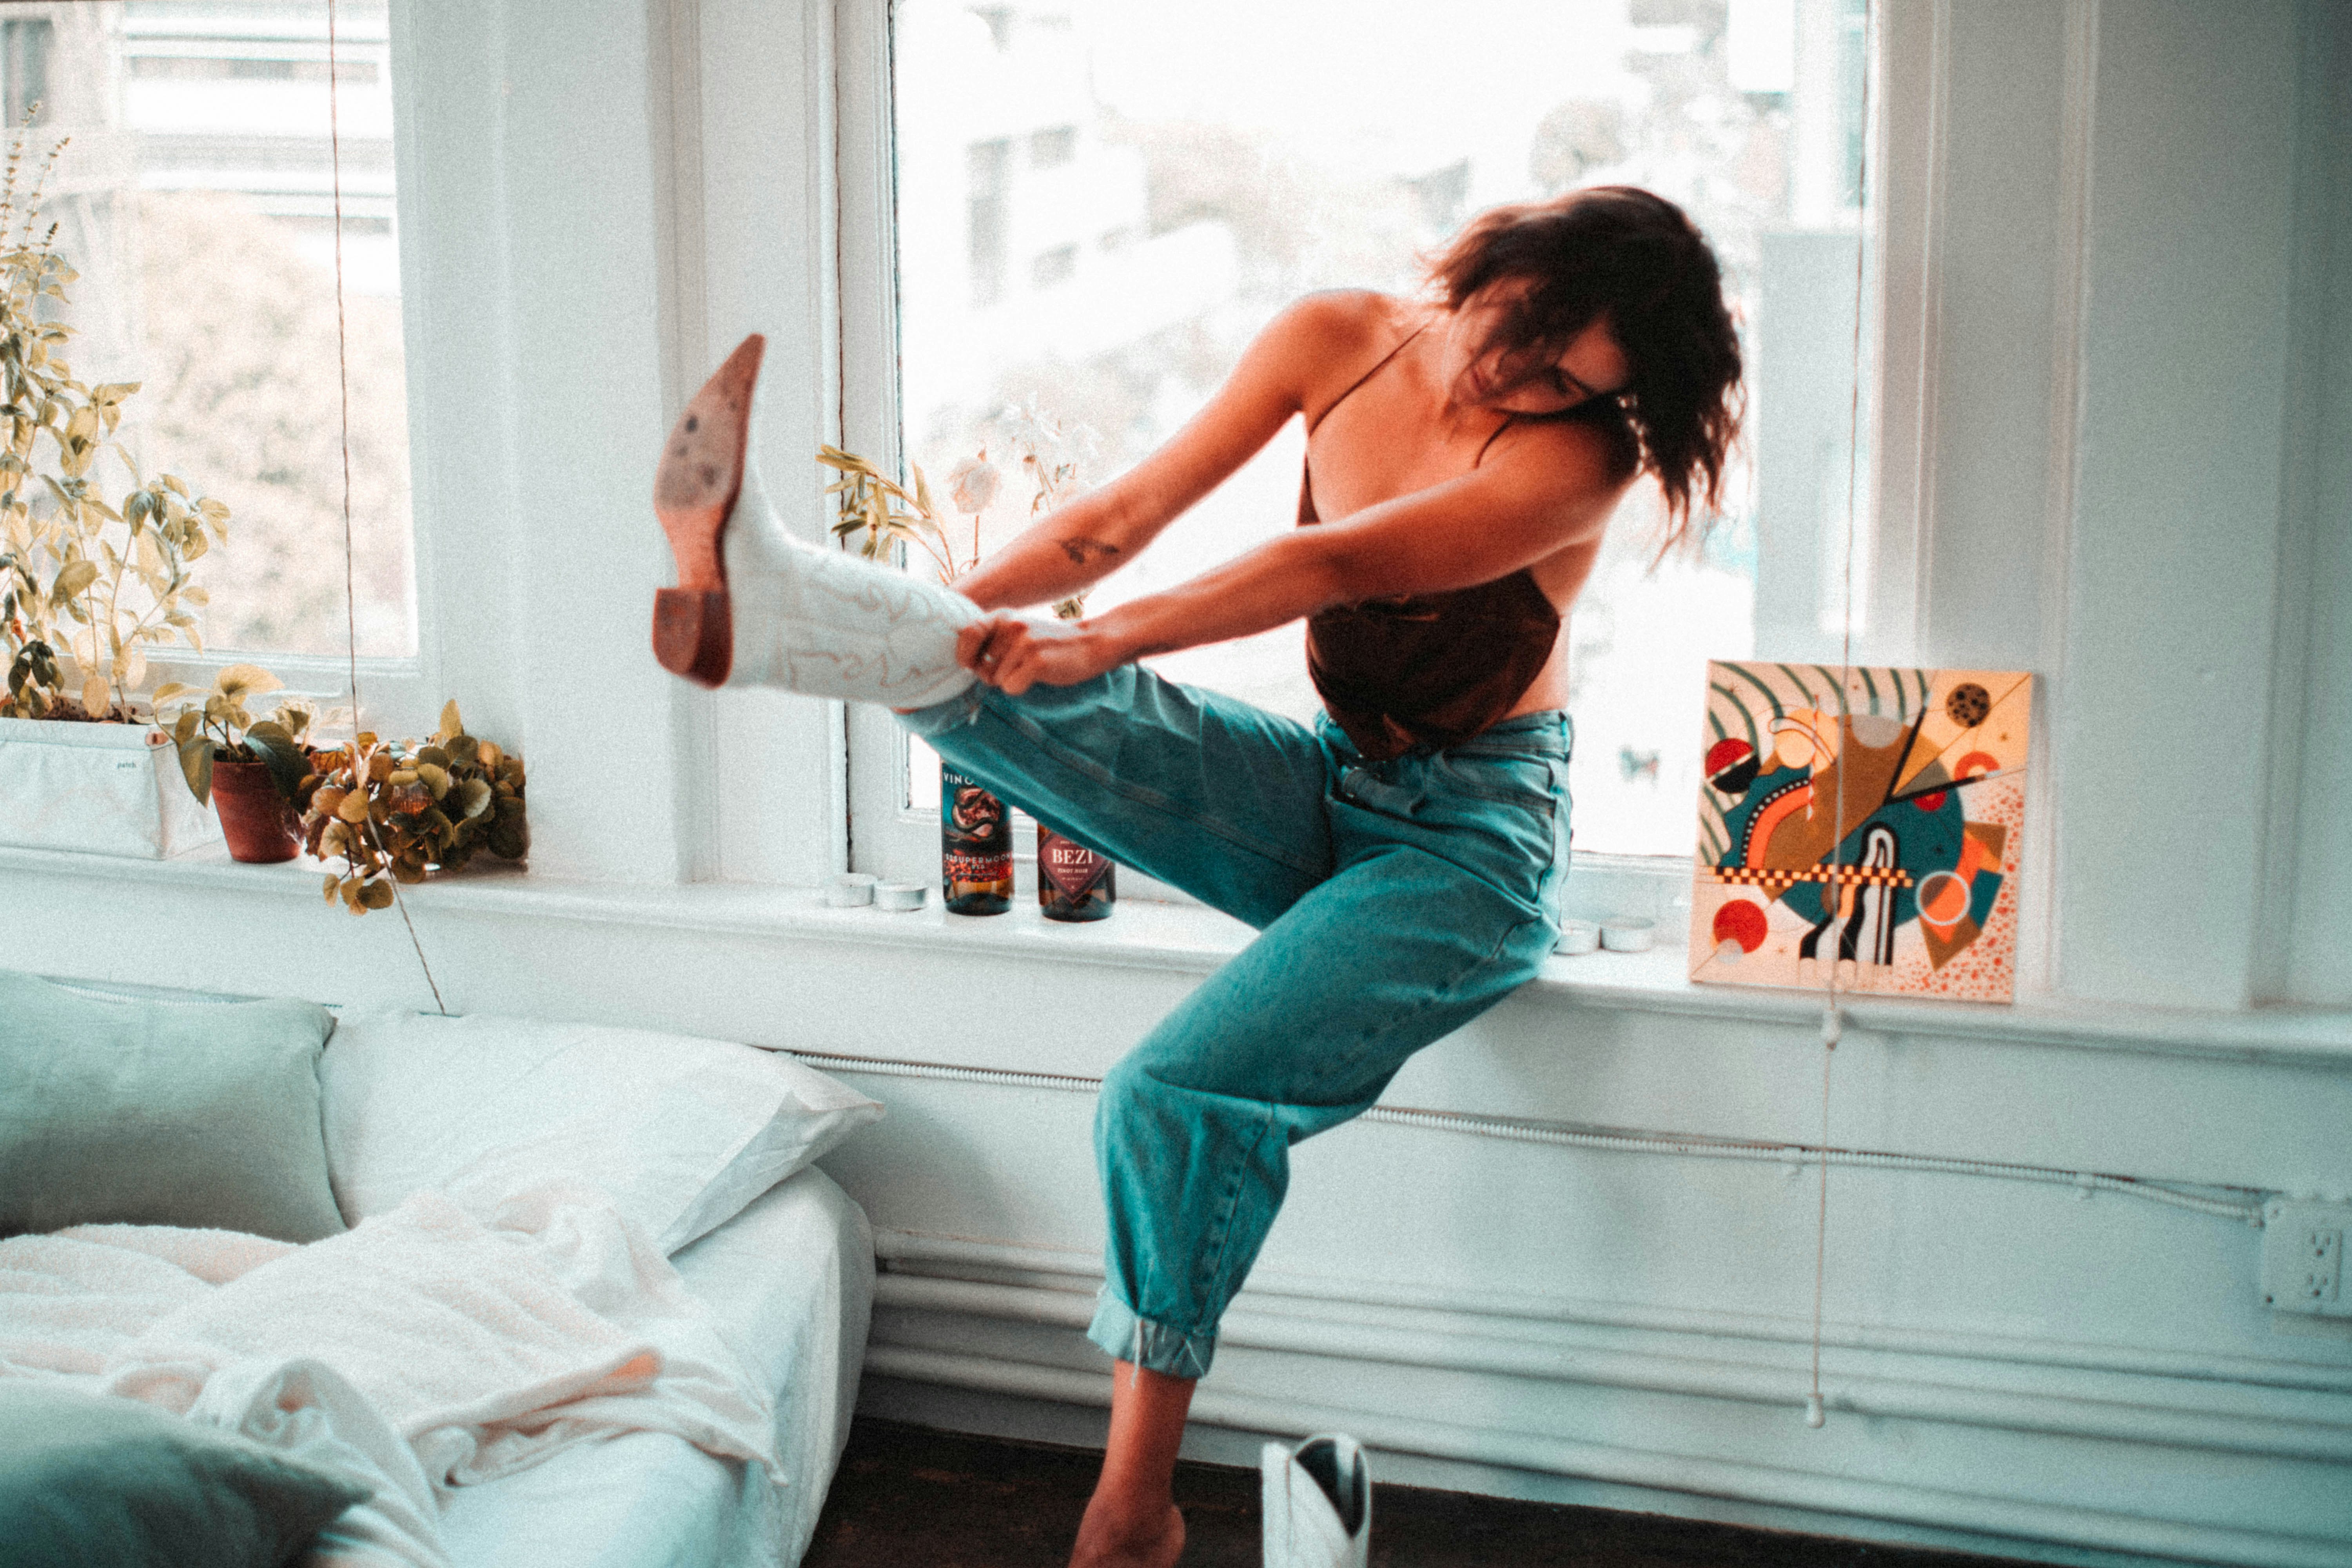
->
[[869, 1270, 2352, 1463], [875, 1229, 2352, 1395], [860, 1338, 2351, 1568]]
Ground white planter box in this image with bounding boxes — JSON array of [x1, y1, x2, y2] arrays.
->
[[0, 717, 222, 858]]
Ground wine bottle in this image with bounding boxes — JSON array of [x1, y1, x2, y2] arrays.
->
[[1036, 822, 1115, 922], [941, 768, 1013, 915]]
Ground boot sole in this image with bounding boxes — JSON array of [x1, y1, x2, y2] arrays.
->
[[653, 333, 765, 688]]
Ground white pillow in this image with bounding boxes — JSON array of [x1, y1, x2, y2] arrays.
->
[[319, 1007, 883, 1254]]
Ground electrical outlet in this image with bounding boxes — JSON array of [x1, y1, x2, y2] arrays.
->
[[2306, 1228, 2344, 1304], [2261, 1201, 2352, 1318]]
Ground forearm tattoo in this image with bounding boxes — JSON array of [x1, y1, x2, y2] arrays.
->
[[1058, 538, 1122, 566]]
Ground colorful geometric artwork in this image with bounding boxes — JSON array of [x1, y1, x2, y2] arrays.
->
[[1688, 663, 2033, 1002]]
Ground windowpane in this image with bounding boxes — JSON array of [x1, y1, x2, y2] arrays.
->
[[25, 0, 412, 659], [891, 0, 1875, 857]]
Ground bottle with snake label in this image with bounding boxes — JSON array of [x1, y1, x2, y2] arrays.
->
[[941, 768, 1012, 915], [1036, 822, 1115, 922]]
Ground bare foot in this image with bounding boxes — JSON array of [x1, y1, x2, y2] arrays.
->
[[1068, 1497, 1183, 1568]]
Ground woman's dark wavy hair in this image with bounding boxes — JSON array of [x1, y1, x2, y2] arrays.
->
[[1425, 185, 1744, 549]]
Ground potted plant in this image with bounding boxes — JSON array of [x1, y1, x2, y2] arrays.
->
[[0, 132, 236, 858], [301, 702, 528, 915], [150, 664, 314, 863]]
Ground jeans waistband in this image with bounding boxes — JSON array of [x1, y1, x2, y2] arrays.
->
[[1319, 709, 1574, 762], [1448, 710, 1573, 755]]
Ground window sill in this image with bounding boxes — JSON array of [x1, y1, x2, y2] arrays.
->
[[6, 842, 2350, 1068]]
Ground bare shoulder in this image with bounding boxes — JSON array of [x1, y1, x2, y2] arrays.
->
[[1268, 290, 1422, 419], [1487, 408, 1644, 499], [1278, 288, 1399, 341], [1283, 289, 1417, 357]]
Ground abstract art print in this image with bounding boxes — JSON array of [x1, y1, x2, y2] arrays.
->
[[1689, 664, 2033, 1002]]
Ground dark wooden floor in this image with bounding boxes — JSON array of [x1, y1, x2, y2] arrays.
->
[[801, 1419, 2049, 1568]]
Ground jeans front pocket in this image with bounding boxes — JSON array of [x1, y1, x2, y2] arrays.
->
[[1432, 750, 1560, 817], [1373, 751, 1563, 915]]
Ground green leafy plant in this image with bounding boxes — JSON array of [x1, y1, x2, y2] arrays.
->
[[0, 131, 230, 721], [299, 701, 527, 915], [151, 662, 314, 806]]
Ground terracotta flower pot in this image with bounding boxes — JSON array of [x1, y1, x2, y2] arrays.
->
[[210, 756, 301, 863]]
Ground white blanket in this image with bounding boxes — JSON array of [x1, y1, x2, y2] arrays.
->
[[0, 1180, 784, 1567]]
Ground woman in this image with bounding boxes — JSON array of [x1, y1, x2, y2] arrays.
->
[[653, 185, 1742, 1568]]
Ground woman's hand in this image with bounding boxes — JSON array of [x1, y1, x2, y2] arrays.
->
[[958, 614, 1129, 695]]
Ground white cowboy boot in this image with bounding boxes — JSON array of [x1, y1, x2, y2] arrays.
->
[[653, 334, 982, 706], [1261, 1433, 1370, 1568]]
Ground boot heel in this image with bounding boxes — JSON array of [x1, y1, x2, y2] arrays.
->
[[653, 588, 733, 687], [653, 334, 762, 688]]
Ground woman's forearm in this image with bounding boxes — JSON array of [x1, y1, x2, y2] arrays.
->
[[958, 527, 1347, 695], [953, 490, 1140, 612], [1085, 530, 1346, 661]]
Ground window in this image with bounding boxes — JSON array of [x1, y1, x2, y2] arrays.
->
[[1030, 243, 1076, 289], [13, 0, 414, 662], [129, 54, 379, 84], [850, 0, 1891, 891], [967, 137, 1011, 306], [1028, 124, 1077, 168], [1, 19, 52, 126]]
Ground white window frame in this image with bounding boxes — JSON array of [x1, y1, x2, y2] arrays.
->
[[833, 0, 1939, 920], [123, 0, 442, 744]]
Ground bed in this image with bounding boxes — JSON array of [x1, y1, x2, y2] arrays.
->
[[436, 1167, 873, 1568], [0, 973, 882, 1568]]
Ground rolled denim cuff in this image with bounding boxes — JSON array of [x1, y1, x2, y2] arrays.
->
[[1086, 1287, 1216, 1380], [895, 681, 987, 737]]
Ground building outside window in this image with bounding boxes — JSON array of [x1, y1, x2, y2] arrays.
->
[[3, 0, 412, 662], [0, 1, 1889, 894], [1028, 123, 1076, 168], [1, 17, 53, 126], [869, 0, 1884, 884], [1029, 241, 1076, 289], [966, 136, 1011, 306]]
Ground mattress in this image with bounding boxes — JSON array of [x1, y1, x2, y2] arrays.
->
[[433, 1167, 875, 1568]]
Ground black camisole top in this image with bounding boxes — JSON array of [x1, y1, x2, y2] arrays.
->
[[1300, 326, 1597, 761]]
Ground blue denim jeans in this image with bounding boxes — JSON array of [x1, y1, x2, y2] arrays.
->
[[901, 665, 1571, 1378]]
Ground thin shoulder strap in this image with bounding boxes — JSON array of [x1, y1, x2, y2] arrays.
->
[[1306, 324, 1426, 435]]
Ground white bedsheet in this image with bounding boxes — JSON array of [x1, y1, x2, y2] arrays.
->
[[0, 1169, 872, 1568], [434, 1167, 875, 1568]]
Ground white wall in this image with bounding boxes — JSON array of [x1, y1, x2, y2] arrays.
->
[[4, 0, 2350, 1563]]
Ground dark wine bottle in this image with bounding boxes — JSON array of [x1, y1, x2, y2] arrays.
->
[[1036, 822, 1116, 922], [941, 768, 1012, 915]]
